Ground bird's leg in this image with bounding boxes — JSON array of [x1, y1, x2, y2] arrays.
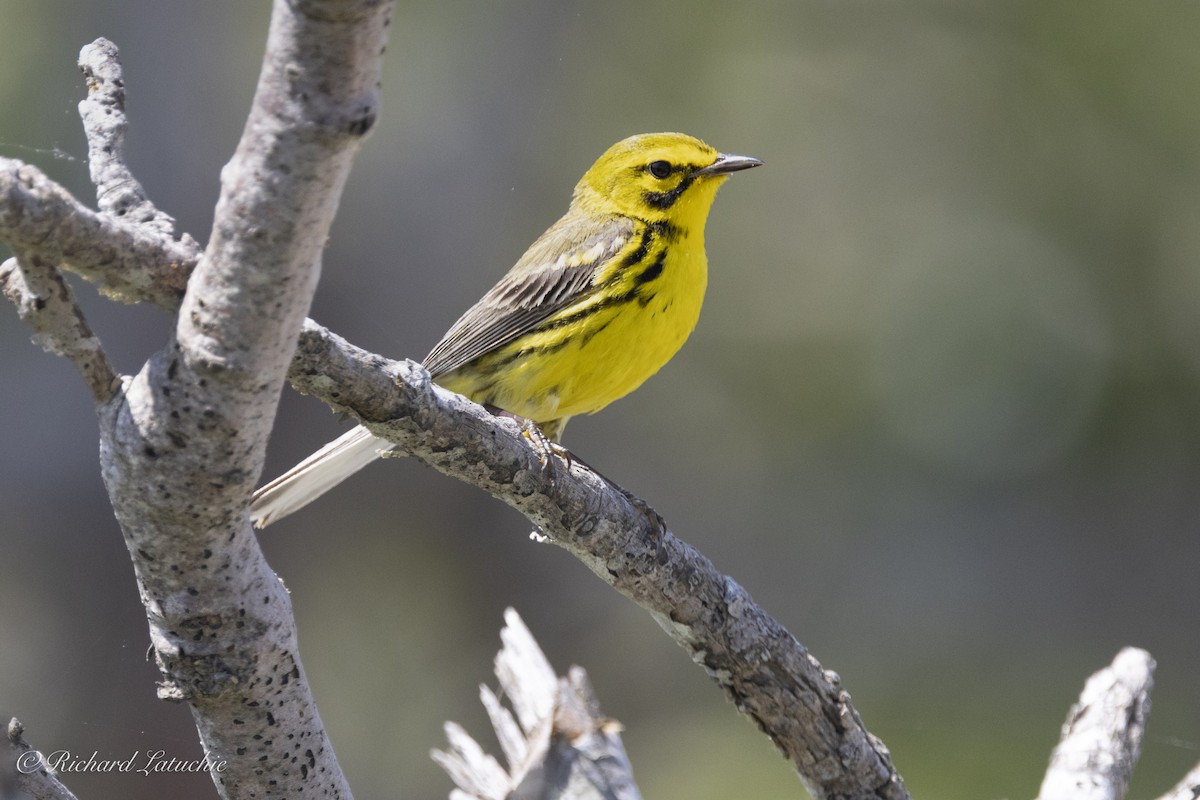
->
[[520, 418, 571, 474], [481, 405, 570, 475]]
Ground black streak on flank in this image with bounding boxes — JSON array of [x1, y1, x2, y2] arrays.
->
[[578, 317, 613, 347], [503, 290, 641, 358], [619, 227, 654, 270], [612, 220, 679, 282], [635, 250, 666, 286]]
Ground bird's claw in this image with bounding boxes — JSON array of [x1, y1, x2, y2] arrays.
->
[[521, 419, 571, 484]]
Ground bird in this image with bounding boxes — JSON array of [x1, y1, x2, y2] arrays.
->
[[250, 132, 761, 528]]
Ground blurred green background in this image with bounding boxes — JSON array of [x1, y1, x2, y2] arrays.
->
[[2, 1, 1198, 798]]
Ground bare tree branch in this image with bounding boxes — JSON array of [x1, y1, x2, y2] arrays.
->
[[78, 37, 196, 242], [433, 609, 642, 800], [1037, 648, 1155, 800], [0, 158, 195, 308], [0, 253, 118, 404], [5, 718, 81, 800], [283, 322, 909, 800]]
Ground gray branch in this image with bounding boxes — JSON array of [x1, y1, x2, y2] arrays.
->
[[0, 253, 117, 404], [78, 37, 195, 242], [0, 158, 195, 308], [1037, 648, 1155, 800], [284, 322, 909, 800], [5, 718, 81, 800], [433, 609, 642, 800]]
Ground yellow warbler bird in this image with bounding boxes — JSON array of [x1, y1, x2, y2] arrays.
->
[[251, 132, 761, 527]]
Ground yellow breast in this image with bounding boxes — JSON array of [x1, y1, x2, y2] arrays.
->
[[439, 219, 708, 423]]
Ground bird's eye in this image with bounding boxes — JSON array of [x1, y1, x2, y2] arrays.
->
[[648, 160, 672, 179]]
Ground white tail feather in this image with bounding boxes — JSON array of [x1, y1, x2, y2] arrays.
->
[[250, 425, 392, 528]]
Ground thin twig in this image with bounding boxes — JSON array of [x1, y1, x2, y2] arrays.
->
[[1037, 648, 1155, 800], [0, 254, 118, 404], [78, 38, 193, 242]]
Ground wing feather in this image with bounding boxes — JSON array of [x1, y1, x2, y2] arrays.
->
[[423, 213, 637, 376]]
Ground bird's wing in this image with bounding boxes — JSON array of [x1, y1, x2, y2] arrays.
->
[[423, 213, 638, 376]]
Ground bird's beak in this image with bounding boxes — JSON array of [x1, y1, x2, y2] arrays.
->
[[696, 153, 763, 176]]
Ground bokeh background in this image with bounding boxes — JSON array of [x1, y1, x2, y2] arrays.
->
[[2, 1, 1199, 798]]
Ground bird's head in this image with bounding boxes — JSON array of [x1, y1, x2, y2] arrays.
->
[[573, 132, 761, 225]]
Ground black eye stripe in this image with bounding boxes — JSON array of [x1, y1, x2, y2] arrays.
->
[[643, 173, 699, 209]]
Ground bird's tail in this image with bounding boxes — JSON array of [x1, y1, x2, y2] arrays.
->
[[250, 425, 391, 528]]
